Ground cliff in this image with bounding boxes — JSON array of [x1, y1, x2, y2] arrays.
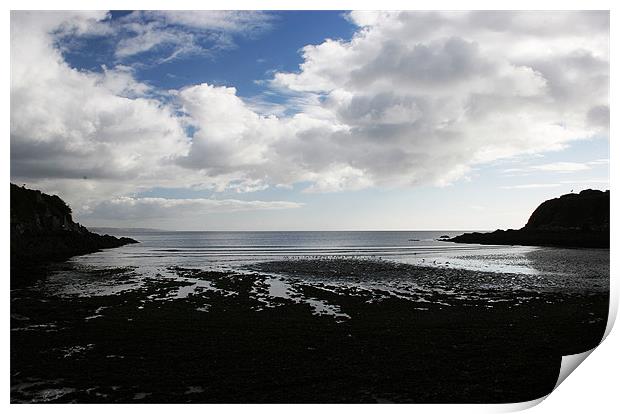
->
[[10, 184, 138, 267], [449, 189, 610, 248]]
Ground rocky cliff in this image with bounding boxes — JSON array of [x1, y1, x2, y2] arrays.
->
[[11, 184, 138, 267], [449, 189, 610, 248]]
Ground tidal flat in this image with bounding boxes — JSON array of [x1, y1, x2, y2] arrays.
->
[[11, 256, 608, 403]]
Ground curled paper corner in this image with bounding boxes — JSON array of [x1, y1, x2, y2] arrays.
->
[[494, 325, 615, 412], [542, 292, 620, 402], [491, 395, 547, 413], [546, 304, 616, 404], [554, 348, 596, 390]]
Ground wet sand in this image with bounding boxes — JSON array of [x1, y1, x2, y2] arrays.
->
[[11, 257, 608, 403]]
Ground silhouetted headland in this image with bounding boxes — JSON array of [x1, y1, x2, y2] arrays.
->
[[449, 189, 609, 248], [10, 184, 138, 270]]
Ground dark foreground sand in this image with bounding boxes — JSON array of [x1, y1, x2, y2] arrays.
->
[[11, 258, 608, 403]]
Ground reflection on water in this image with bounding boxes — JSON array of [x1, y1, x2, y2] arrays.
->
[[77, 230, 542, 273], [30, 230, 608, 302], [258, 276, 350, 319]]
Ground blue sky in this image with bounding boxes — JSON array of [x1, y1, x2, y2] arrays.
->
[[10, 11, 609, 230], [63, 11, 357, 98]]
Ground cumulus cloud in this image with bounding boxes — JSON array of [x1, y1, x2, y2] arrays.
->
[[587, 105, 610, 131], [266, 11, 608, 185], [10, 12, 191, 192], [9, 11, 279, 213], [10, 11, 610, 223], [174, 82, 352, 191], [177, 11, 608, 191]]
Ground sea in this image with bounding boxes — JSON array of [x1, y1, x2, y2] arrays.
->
[[44, 229, 608, 299], [80, 229, 542, 272], [78, 229, 607, 275]]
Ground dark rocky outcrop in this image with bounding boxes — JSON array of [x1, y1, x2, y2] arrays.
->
[[449, 189, 609, 248], [11, 184, 138, 268]]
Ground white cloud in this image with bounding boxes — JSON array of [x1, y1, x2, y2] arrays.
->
[[501, 177, 609, 190], [114, 22, 196, 59], [530, 162, 591, 173], [180, 11, 608, 191], [113, 11, 274, 61], [587, 158, 609, 166], [11, 12, 231, 208], [10, 11, 610, 225], [11, 12, 190, 186], [174, 82, 351, 190], [503, 159, 608, 175], [80, 196, 302, 221], [146, 10, 274, 34]]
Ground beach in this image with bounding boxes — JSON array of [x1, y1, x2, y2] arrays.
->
[[10, 234, 609, 403]]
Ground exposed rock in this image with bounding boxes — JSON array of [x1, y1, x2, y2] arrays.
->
[[11, 184, 138, 268], [524, 189, 609, 232], [448, 189, 609, 248]]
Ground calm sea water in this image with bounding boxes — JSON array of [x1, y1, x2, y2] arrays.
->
[[79, 230, 521, 270], [74, 230, 608, 280], [18, 229, 599, 303]]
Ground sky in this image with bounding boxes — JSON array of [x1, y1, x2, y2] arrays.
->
[[10, 10, 610, 231]]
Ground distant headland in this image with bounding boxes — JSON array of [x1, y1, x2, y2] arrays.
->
[[449, 189, 610, 248], [10, 184, 138, 268]]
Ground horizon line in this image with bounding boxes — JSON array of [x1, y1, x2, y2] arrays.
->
[[87, 227, 496, 233]]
